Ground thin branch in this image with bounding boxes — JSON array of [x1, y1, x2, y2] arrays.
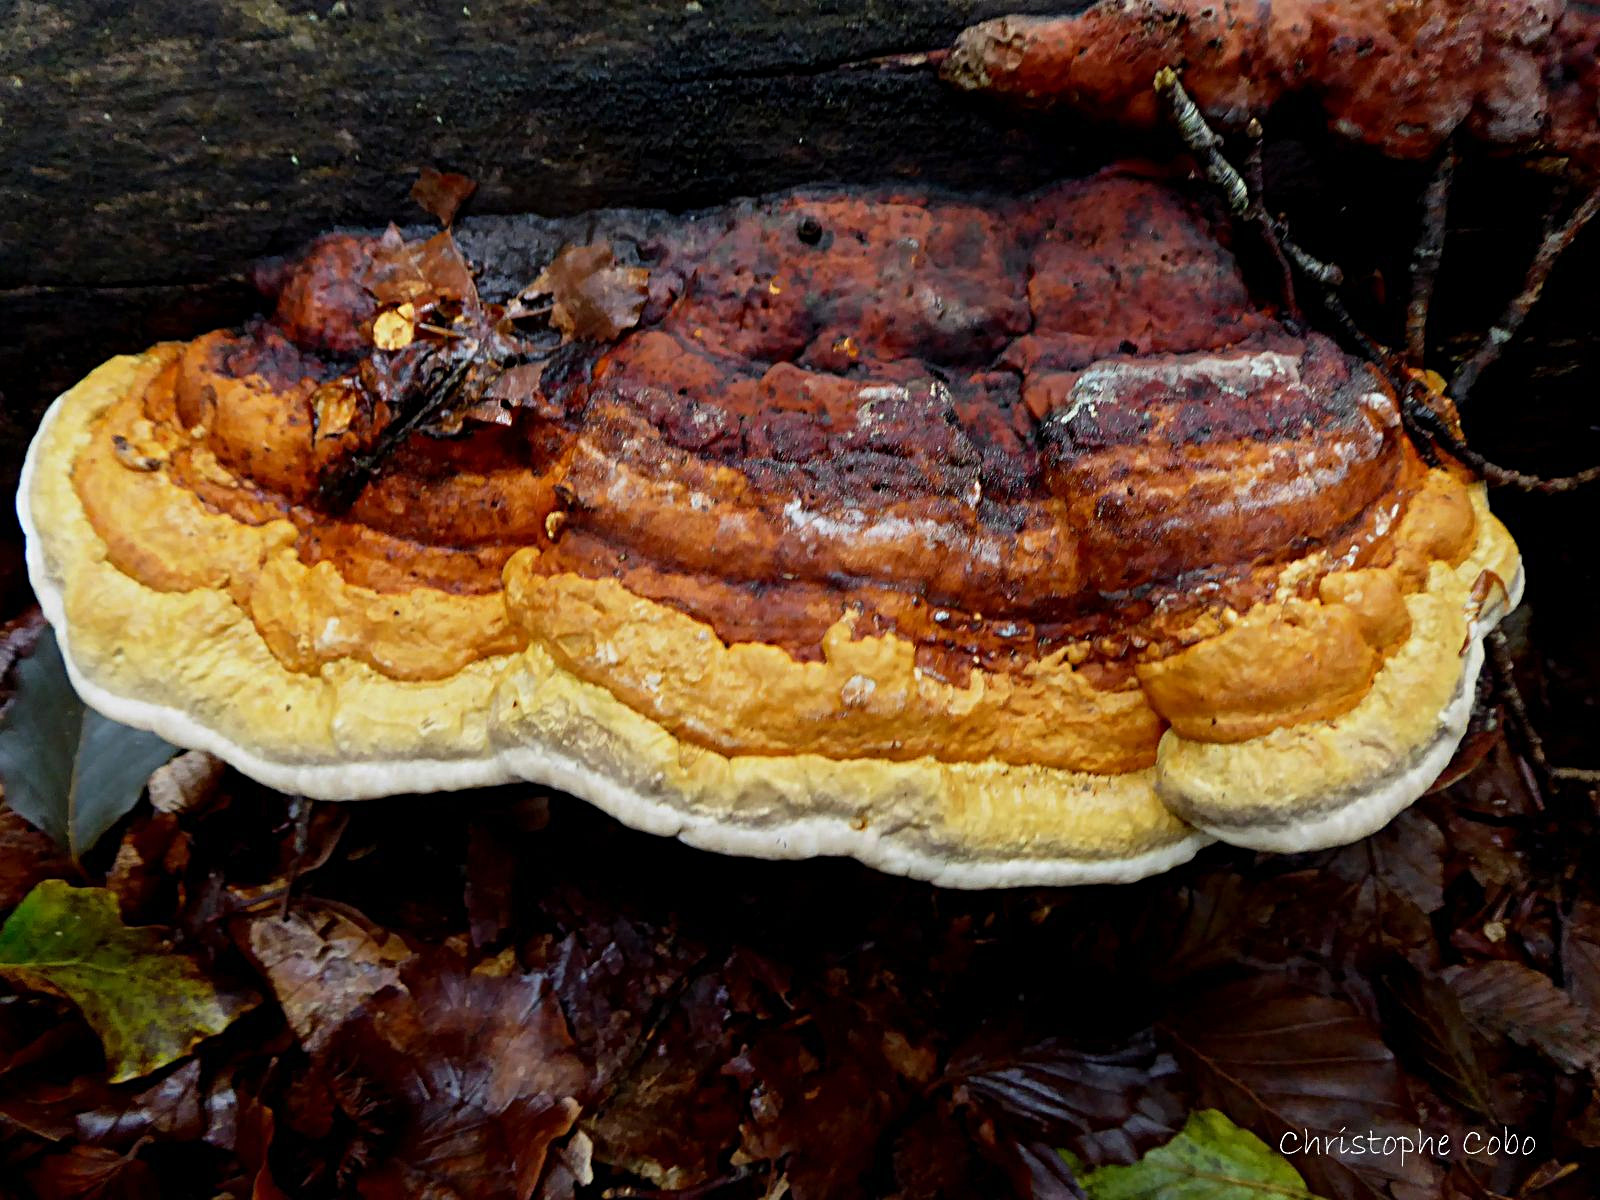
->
[[1451, 181, 1600, 403], [1244, 117, 1301, 322], [1155, 67, 1250, 216], [1485, 631, 1600, 796], [316, 345, 480, 511], [1407, 146, 1456, 365], [281, 794, 312, 920], [1150, 69, 1599, 493], [1554, 767, 1600, 783], [1154, 68, 1342, 322], [1400, 394, 1600, 492]]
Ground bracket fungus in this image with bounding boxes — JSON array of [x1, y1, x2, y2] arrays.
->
[[18, 168, 1523, 887], [944, 1, 1600, 170]]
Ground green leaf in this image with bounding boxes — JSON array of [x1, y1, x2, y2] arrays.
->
[[0, 625, 177, 857], [0, 880, 254, 1082], [1075, 1110, 1324, 1199]]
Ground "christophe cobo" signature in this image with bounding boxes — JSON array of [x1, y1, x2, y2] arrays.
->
[[1280, 1127, 1537, 1165]]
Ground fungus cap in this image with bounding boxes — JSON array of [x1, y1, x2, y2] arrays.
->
[[17, 174, 1522, 887]]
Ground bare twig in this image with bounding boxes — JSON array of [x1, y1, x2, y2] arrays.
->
[[1151, 69, 1599, 493], [1243, 118, 1266, 200], [1406, 147, 1456, 365], [281, 795, 313, 919], [1451, 181, 1600, 402], [1244, 117, 1301, 321], [1487, 630, 1550, 778], [1155, 67, 1250, 215], [1554, 767, 1600, 783], [1400, 394, 1600, 491], [1487, 630, 1600, 795], [1154, 68, 1342, 320], [316, 344, 480, 510]]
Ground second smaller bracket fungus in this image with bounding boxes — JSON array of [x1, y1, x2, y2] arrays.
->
[[19, 170, 1521, 887], [943, 1, 1600, 172]]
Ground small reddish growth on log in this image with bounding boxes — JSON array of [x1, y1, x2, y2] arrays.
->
[[944, 1, 1600, 169]]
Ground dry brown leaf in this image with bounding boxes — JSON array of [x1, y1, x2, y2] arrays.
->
[[72, 1059, 207, 1148], [411, 167, 477, 226], [1445, 960, 1600, 1074], [25, 1144, 160, 1200], [1164, 977, 1441, 1200], [323, 953, 590, 1200], [367, 227, 478, 311], [145, 751, 226, 817], [233, 902, 413, 1053], [0, 802, 74, 915], [1564, 899, 1600, 1019], [531, 243, 648, 343]]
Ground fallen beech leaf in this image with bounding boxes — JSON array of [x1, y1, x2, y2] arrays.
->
[[367, 227, 479, 310], [582, 968, 749, 1188], [1376, 964, 1502, 1123], [952, 1033, 1186, 1169], [531, 243, 648, 343], [1444, 960, 1600, 1074], [322, 953, 590, 1200], [0, 881, 254, 1083], [411, 167, 477, 226], [0, 627, 177, 858], [537, 904, 709, 1090], [0, 802, 73, 914], [144, 750, 225, 816], [234, 902, 412, 1053], [1163, 977, 1440, 1200], [1330, 809, 1446, 916], [73, 1059, 206, 1148], [1448, 736, 1542, 819], [1073, 1109, 1321, 1199], [1561, 899, 1600, 1019], [726, 998, 912, 1200], [1432, 804, 1527, 890], [1017, 1138, 1089, 1199], [1133, 870, 1272, 984], [0, 1077, 105, 1142], [1277, 808, 1447, 964], [25, 1143, 159, 1200]]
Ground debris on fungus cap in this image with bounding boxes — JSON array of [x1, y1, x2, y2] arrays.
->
[[18, 170, 1522, 887]]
